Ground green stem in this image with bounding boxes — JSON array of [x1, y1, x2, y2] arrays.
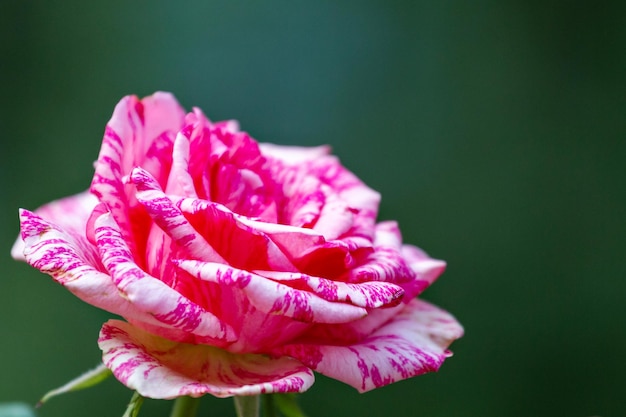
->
[[262, 395, 278, 417], [122, 392, 144, 417], [169, 396, 200, 417], [234, 395, 260, 417]]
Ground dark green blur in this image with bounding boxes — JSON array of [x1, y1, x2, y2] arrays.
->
[[1, 1, 624, 416]]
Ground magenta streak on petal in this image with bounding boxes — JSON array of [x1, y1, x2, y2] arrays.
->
[[176, 197, 304, 271], [340, 246, 416, 285], [256, 270, 404, 309], [93, 212, 234, 342], [11, 192, 98, 261], [99, 320, 315, 399], [175, 260, 368, 324], [16, 210, 224, 346], [129, 167, 225, 263], [274, 298, 463, 393]]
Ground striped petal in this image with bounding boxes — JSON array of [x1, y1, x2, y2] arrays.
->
[[274, 298, 463, 392], [17, 209, 233, 346], [93, 211, 234, 345], [256, 270, 404, 309], [129, 167, 225, 263], [177, 197, 324, 272], [90, 92, 184, 256], [99, 320, 314, 399], [11, 191, 98, 260], [175, 260, 368, 324], [400, 245, 446, 300]]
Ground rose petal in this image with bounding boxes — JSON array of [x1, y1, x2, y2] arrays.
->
[[175, 260, 368, 324], [177, 197, 321, 271], [181, 110, 279, 221], [339, 246, 416, 285], [99, 320, 314, 399], [93, 211, 235, 344], [294, 239, 365, 279], [90, 92, 184, 257], [274, 298, 463, 392], [400, 245, 447, 299], [164, 129, 198, 197], [306, 155, 380, 241], [129, 167, 225, 263], [17, 209, 233, 346], [256, 270, 404, 309], [11, 192, 98, 260], [288, 303, 406, 346], [310, 185, 354, 240], [259, 143, 331, 164]]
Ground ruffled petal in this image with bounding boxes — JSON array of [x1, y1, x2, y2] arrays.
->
[[93, 211, 235, 345], [307, 155, 380, 243], [18, 209, 105, 285], [274, 299, 463, 392], [17, 209, 233, 346], [340, 246, 416, 285], [400, 245, 446, 300], [177, 197, 323, 272], [130, 167, 225, 263], [90, 92, 184, 257], [99, 320, 314, 399], [11, 192, 98, 260], [175, 260, 368, 324], [256, 270, 404, 309]]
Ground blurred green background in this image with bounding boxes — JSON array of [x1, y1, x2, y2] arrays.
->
[[1, 1, 625, 416]]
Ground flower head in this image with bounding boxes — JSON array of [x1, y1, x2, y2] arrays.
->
[[13, 92, 463, 399]]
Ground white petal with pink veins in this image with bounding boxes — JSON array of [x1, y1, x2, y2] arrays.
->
[[11, 191, 98, 261], [93, 212, 234, 344], [91, 92, 184, 254], [99, 320, 315, 399], [129, 167, 225, 263], [15, 209, 231, 345], [256, 270, 404, 309], [274, 298, 463, 392], [175, 260, 368, 324]]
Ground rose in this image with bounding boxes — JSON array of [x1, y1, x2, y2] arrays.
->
[[12, 92, 463, 399]]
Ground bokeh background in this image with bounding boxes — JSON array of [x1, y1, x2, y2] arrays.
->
[[1, 1, 625, 416]]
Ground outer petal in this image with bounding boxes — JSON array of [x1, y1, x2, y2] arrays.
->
[[339, 246, 416, 285], [11, 191, 98, 260], [93, 211, 235, 345], [99, 320, 314, 399], [401, 245, 447, 300], [90, 92, 184, 257], [274, 298, 463, 392], [259, 143, 331, 164], [16, 209, 233, 345]]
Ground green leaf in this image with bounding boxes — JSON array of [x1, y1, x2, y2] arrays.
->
[[0, 403, 37, 417], [273, 394, 307, 417], [37, 363, 112, 407]]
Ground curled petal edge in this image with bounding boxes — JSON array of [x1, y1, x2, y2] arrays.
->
[[99, 320, 315, 399], [273, 298, 463, 392]]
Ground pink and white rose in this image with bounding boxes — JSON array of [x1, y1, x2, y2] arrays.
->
[[12, 92, 462, 399]]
